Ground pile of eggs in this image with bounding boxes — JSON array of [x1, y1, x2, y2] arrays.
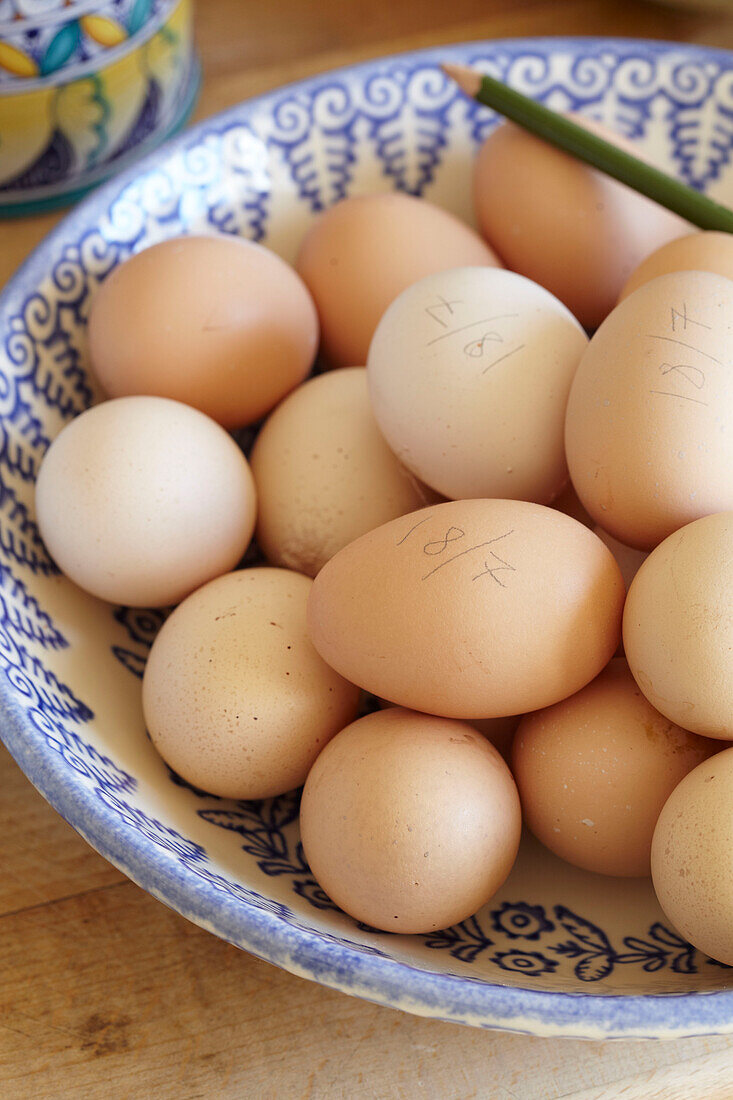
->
[[35, 118, 733, 960]]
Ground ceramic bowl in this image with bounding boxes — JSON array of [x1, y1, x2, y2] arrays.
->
[[1, 36, 733, 1040], [0, 0, 199, 215]]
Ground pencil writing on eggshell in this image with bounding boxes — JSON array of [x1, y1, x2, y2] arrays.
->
[[442, 62, 733, 233]]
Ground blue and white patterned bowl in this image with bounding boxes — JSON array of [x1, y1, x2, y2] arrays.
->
[[2, 37, 733, 1040]]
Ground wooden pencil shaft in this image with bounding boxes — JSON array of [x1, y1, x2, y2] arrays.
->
[[475, 71, 733, 233]]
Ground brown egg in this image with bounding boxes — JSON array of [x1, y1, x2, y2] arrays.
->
[[249, 368, 435, 577], [619, 231, 733, 300], [142, 567, 360, 798], [35, 396, 256, 608], [512, 659, 717, 877], [652, 747, 733, 966], [367, 267, 587, 503], [88, 235, 319, 428], [300, 707, 521, 933], [473, 117, 688, 328], [295, 192, 500, 368], [623, 512, 733, 740], [565, 271, 733, 550], [308, 499, 624, 718]]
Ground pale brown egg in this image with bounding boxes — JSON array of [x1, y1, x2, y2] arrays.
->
[[652, 747, 733, 966], [35, 396, 256, 608], [295, 192, 500, 368], [473, 117, 688, 328], [308, 499, 624, 718], [565, 271, 733, 550], [143, 567, 360, 799], [88, 235, 319, 428], [300, 707, 521, 933], [512, 659, 717, 877], [619, 231, 733, 300], [623, 512, 733, 740], [249, 368, 435, 577], [367, 267, 587, 503]]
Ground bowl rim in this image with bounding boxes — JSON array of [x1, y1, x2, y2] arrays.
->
[[2, 35, 733, 1039]]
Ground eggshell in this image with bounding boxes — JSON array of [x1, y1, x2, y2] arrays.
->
[[513, 659, 717, 877], [88, 235, 319, 428], [651, 747, 733, 966], [473, 117, 688, 328], [623, 512, 733, 740], [35, 396, 256, 608], [367, 267, 587, 503], [300, 707, 521, 933], [377, 696, 519, 762], [565, 271, 733, 550], [249, 368, 435, 577], [295, 192, 500, 368], [308, 499, 624, 718], [143, 567, 360, 799], [620, 231, 733, 300]]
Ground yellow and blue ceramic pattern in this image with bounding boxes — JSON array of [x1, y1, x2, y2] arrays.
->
[[0, 0, 198, 214], [1, 38, 733, 1039]]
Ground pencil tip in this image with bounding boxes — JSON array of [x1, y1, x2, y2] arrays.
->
[[441, 62, 481, 98]]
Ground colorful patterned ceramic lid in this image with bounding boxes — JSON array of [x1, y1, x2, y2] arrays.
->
[[0, 0, 178, 86]]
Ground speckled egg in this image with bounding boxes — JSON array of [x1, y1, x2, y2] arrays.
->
[[652, 747, 733, 966], [300, 706, 521, 933], [513, 659, 717, 877], [623, 512, 733, 739], [143, 567, 360, 798], [250, 367, 435, 577]]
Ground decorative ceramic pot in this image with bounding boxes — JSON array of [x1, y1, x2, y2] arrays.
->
[[0, 0, 199, 215]]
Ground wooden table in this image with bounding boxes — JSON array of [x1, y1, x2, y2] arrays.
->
[[3, 2, 733, 1096]]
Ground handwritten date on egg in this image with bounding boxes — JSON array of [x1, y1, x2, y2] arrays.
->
[[422, 295, 525, 375], [647, 301, 719, 409], [396, 515, 516, 586]]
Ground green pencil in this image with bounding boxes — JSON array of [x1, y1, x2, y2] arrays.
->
[[442, 62, 733, 233]]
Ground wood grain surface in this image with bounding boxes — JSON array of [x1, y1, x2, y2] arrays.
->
[[3, 2, 733, 1097]]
